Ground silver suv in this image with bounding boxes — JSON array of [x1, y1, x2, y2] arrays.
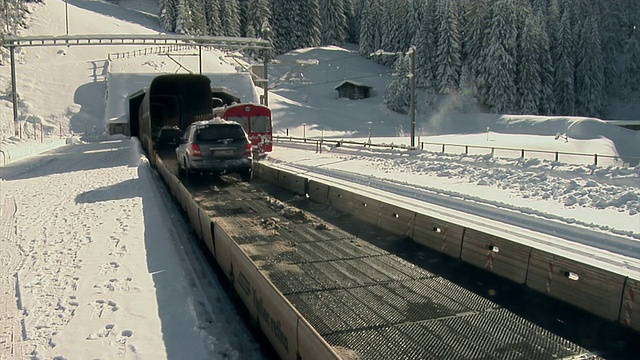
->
[[176, 119, 253, 181]]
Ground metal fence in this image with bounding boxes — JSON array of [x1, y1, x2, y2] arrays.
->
[[273, 135, 640, 167]]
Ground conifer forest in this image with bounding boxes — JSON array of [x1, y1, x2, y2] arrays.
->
[[2, 0, 640, 118]]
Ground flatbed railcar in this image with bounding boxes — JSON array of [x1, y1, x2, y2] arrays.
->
[[134, 74, 637, 360]]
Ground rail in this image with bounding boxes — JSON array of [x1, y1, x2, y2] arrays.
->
[[107, 45, 195, 60], [273, 135, 640, 167]]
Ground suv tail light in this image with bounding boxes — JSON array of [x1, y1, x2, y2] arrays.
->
[[244, 143, 253, 156], [189, 144, 202, 157]]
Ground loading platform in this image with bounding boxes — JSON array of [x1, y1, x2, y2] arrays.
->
[[168, 164, 601, 360]]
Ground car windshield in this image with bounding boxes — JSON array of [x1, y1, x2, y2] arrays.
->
[[196, 124, 245, 142]]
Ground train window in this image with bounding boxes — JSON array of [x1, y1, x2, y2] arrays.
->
[[250, 116, 271, 132]]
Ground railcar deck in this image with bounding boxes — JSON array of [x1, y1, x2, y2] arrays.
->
[[177, 172, 599, 360]]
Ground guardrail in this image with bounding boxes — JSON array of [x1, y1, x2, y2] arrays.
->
[[273, 135, 640, 166], [107, 45, 195, 60], [107, 44, 241, 61]]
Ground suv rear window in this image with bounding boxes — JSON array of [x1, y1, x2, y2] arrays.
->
[[196, 124, 246, 141]]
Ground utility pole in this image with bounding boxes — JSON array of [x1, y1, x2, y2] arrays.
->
[[65, 0, 69, 35], [10, 46, 17, 126], [261, 21, 272, 107], [371, 46, 417, 147], [408, 46, 416, 148]]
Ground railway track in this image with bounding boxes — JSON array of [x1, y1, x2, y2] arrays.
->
[[154, 151, 639, 360]]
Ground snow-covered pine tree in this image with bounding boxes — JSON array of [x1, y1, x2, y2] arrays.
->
[[621, 27, 640, 97], [622, 0, 640, 48], [189, 0, 207, 35], [158, 0, 177, 32], [383, 1, 413, 56], [516, 7, 542, 115], [553, 8, 576, 115], [536, 13, 556, 115], [529, 0, 550, 14], [358, 0, 380, 58], [575, 15, 606, 117], [321, 0, 347, 46], [238, 0, 249, 36], [435, 0, 462, 95], [483, 0, 518, 113], [247, 0, 271, 38], [344, 0, 359, 43], [204, 0, 223, 36], [220, 0, 241, 37], [461, 0, 492, 104], [599, 1, 621, 96], [414, 0, 437, 89], [270, 0, 295, 54], [384, 54, 411, 114], [297, 0, 322, 49], [458, 64, 479, 112], [174, 0, 193, 35]]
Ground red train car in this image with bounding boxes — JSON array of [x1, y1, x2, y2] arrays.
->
[[216, 103, 273, 153]]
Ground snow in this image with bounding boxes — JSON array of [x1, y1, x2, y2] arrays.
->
[[0, 0, 639, 359]]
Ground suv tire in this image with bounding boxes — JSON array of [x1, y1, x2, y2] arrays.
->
[[240, 168, 252, 182]]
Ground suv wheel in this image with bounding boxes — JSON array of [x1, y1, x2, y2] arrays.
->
[[178, 159, 185, 175], [240, 168, 252, 182], [184, 159, 191, 179]]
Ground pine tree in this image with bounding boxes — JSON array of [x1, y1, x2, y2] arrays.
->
[[221, 0, 242, 37], [517, 11, 542, 114], [536, 14, 555, 115], [247, 0, 271, 38], [384, 54, 411, 114], [379, 1, 412, 67], [174, 0, 192, 35], [530, 0, 549, 15], [358, 0, 381, 58], [458, 65, 478, 112], [553, 9, 576, 115], [414, 0, 437, 89], [378, 2, 396, 66], [435, 0, 462, 95], [204, 0, 223, 36], [238, 0, 250, 36], [483, 0, 518, 113], [298, 0, 322, 48], [270, 0, 296, 54], [189, 0, 207, 35], [599, 0, 624, 95], [461, 0, 492, 104], [621, 28, 640, 97], [159, 0, 177, 32], [343, 0, 358, 43], [321, 0, 347, 46], [575, 16, 606, 116]]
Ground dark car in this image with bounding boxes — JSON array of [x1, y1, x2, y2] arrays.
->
[[155, 126, 182, 149], [175, 119, 253, 181]]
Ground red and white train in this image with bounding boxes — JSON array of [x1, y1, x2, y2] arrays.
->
[[214, 103, 273, 154]]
